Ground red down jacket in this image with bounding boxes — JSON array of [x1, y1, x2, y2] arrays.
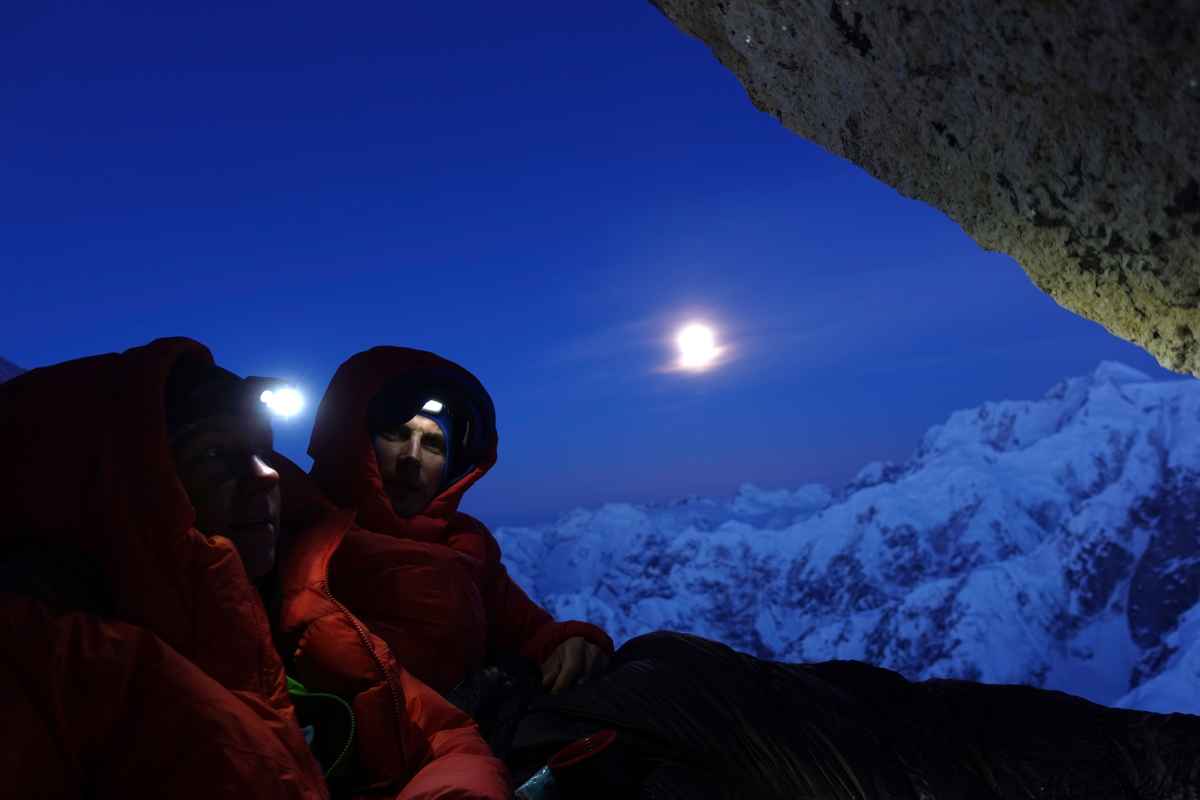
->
[[308, 347, 613, 695], [0, 338, 507, 800]]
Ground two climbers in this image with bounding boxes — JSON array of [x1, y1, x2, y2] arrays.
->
[[0, 338, 509, 799], [10, 338, 1195, 799], [0, 338, 614, 798]]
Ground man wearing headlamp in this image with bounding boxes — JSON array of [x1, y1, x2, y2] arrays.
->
[[305, 348, 613, 716], [165, 363, 292, 581]]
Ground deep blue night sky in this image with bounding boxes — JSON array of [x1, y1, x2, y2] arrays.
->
[[2, 1, 1185, 524]]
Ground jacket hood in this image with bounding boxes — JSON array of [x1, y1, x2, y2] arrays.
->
[[308, 347, 498, 542], [0, 337, 290, 701]]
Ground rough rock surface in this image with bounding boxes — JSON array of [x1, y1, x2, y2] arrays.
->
[[650, 0, 1200, 374]]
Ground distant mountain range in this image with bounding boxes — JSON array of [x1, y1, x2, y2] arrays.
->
[[495, 362, 1200, 714], [0, 356, 24, 383]]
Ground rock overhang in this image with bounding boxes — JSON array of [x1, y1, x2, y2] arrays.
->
[[650, 0, 1200, 374]]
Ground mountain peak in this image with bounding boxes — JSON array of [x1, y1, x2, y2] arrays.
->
[[1090, 361, 1151, 386]]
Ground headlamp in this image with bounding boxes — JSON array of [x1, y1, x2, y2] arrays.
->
[[422, 399, 444, 414], [242, 376, 304, 420], [167, 366, 304, 443], [260, 386, 305, 418]]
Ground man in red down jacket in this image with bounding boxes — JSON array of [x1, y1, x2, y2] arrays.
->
[[307, 347, 613, 704], [0, 338, 508, 800]]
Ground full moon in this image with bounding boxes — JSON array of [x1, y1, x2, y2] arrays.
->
[[676, 323, 719, 371]]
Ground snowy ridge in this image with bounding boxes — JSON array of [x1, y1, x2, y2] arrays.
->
[[494, 362, 1200, 713]]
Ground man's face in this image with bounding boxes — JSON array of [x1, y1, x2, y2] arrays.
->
[[372, 415, 446, 517], [171, 414, 281, 579]]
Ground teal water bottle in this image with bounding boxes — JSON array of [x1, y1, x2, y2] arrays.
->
[[513, 765, 559, 799], [513, 729, 618, 800]]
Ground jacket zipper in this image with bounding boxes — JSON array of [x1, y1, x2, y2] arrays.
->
[[321, 582, 407, 753]]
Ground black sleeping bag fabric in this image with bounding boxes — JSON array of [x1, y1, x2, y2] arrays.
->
[[504, 632, 1200, 799]]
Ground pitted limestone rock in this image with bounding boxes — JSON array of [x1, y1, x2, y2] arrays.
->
[[651, 0, 1200, 374]]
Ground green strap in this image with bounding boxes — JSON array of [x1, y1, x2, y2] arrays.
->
[[285, 674, 357, 778]]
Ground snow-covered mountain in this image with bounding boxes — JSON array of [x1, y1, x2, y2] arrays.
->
[[0, 356, 23, 383], [494, 362, 1200, 714]]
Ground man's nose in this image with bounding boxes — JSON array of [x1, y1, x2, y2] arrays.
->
[[402, 435, 422, 460], [241, 454, 280, 491]]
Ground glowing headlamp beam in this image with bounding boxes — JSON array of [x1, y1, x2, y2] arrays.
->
[[422, 399, 444, 413], [260, 387, 304, 418]]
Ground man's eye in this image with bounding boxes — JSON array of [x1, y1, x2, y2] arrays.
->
[[424, 439, 445, 454], [187, 447, 226, 469]]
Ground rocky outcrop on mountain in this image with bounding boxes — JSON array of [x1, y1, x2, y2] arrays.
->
[[649, 0, 1200, 375], [496, 362, 1200, 712]]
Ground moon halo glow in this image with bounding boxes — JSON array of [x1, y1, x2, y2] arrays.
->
[[675, 322, 721, 372]]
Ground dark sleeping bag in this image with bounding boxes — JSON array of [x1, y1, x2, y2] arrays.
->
[[498, 631, 1200, 799]]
